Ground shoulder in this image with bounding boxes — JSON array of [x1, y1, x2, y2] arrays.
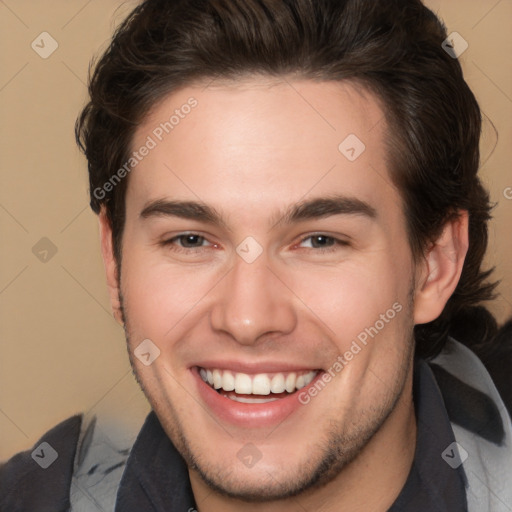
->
[[69, 413, 132, 512], [429, 337, 512, 511], [429, 336, 510, 444], [429, 338, 511, 445], [0, 414, 83, 512], [0, 412, 134, 512]]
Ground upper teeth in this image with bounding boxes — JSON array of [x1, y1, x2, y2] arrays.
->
[[199, 368, 318, 395]]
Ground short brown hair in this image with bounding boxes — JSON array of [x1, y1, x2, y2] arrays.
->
[[76, 0, 498, 359]]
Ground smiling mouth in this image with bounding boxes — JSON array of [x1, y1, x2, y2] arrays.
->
[[198, 367, 320, 403]]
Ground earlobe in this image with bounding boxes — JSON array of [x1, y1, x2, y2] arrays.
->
[[98, 207, 124, 327], [413, 211, 469, 325]]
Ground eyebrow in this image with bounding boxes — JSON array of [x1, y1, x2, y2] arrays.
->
[[139, 194, 377, 229], [271, 194, 377, 228], [140, 199, 230, 230]]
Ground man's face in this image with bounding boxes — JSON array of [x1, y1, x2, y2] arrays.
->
[[117, 78, 418, 499]]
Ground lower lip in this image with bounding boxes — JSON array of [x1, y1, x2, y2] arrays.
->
[[192, 367, 324, 428]]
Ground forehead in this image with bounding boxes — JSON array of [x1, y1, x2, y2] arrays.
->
[[127, 78, 401, 224]]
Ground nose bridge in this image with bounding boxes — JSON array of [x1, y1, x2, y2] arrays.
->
[[209, 254, 296, 345]]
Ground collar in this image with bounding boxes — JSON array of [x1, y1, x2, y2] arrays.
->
[[116, 359, 467, 511], [115, 412, 196, 511], [388, 358, 467, 511]]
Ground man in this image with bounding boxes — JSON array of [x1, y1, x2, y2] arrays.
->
[[1, 0, 511, 510]]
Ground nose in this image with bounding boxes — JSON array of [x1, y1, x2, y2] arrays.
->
[[209, 255, 297, 346]]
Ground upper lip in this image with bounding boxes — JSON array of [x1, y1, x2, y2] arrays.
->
[[192, 360, 321, 375]]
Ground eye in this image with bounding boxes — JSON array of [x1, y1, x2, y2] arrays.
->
[[297, 234, 349, 252], [160, 233, 216, 253], [173, 234, 208, 248]]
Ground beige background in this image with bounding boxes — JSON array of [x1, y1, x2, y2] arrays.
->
[[1, 0, 511, 461]]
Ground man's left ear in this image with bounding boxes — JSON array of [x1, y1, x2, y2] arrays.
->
[[413, 210, 469, 325]]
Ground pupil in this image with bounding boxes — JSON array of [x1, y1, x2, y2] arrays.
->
[[184, 235, 201, 247], [312, 235, 330, 247]]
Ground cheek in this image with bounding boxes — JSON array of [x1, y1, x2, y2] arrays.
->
[[119, 246, 219, 341], [285, 257, 410, 341]]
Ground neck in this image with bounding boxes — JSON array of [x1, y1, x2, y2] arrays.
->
[[190, 371, 417, 512]]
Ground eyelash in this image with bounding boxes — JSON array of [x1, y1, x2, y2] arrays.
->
[[160, 233, 349, 254], [160, 233, 216, 254], [300, 235, 351, 253]]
